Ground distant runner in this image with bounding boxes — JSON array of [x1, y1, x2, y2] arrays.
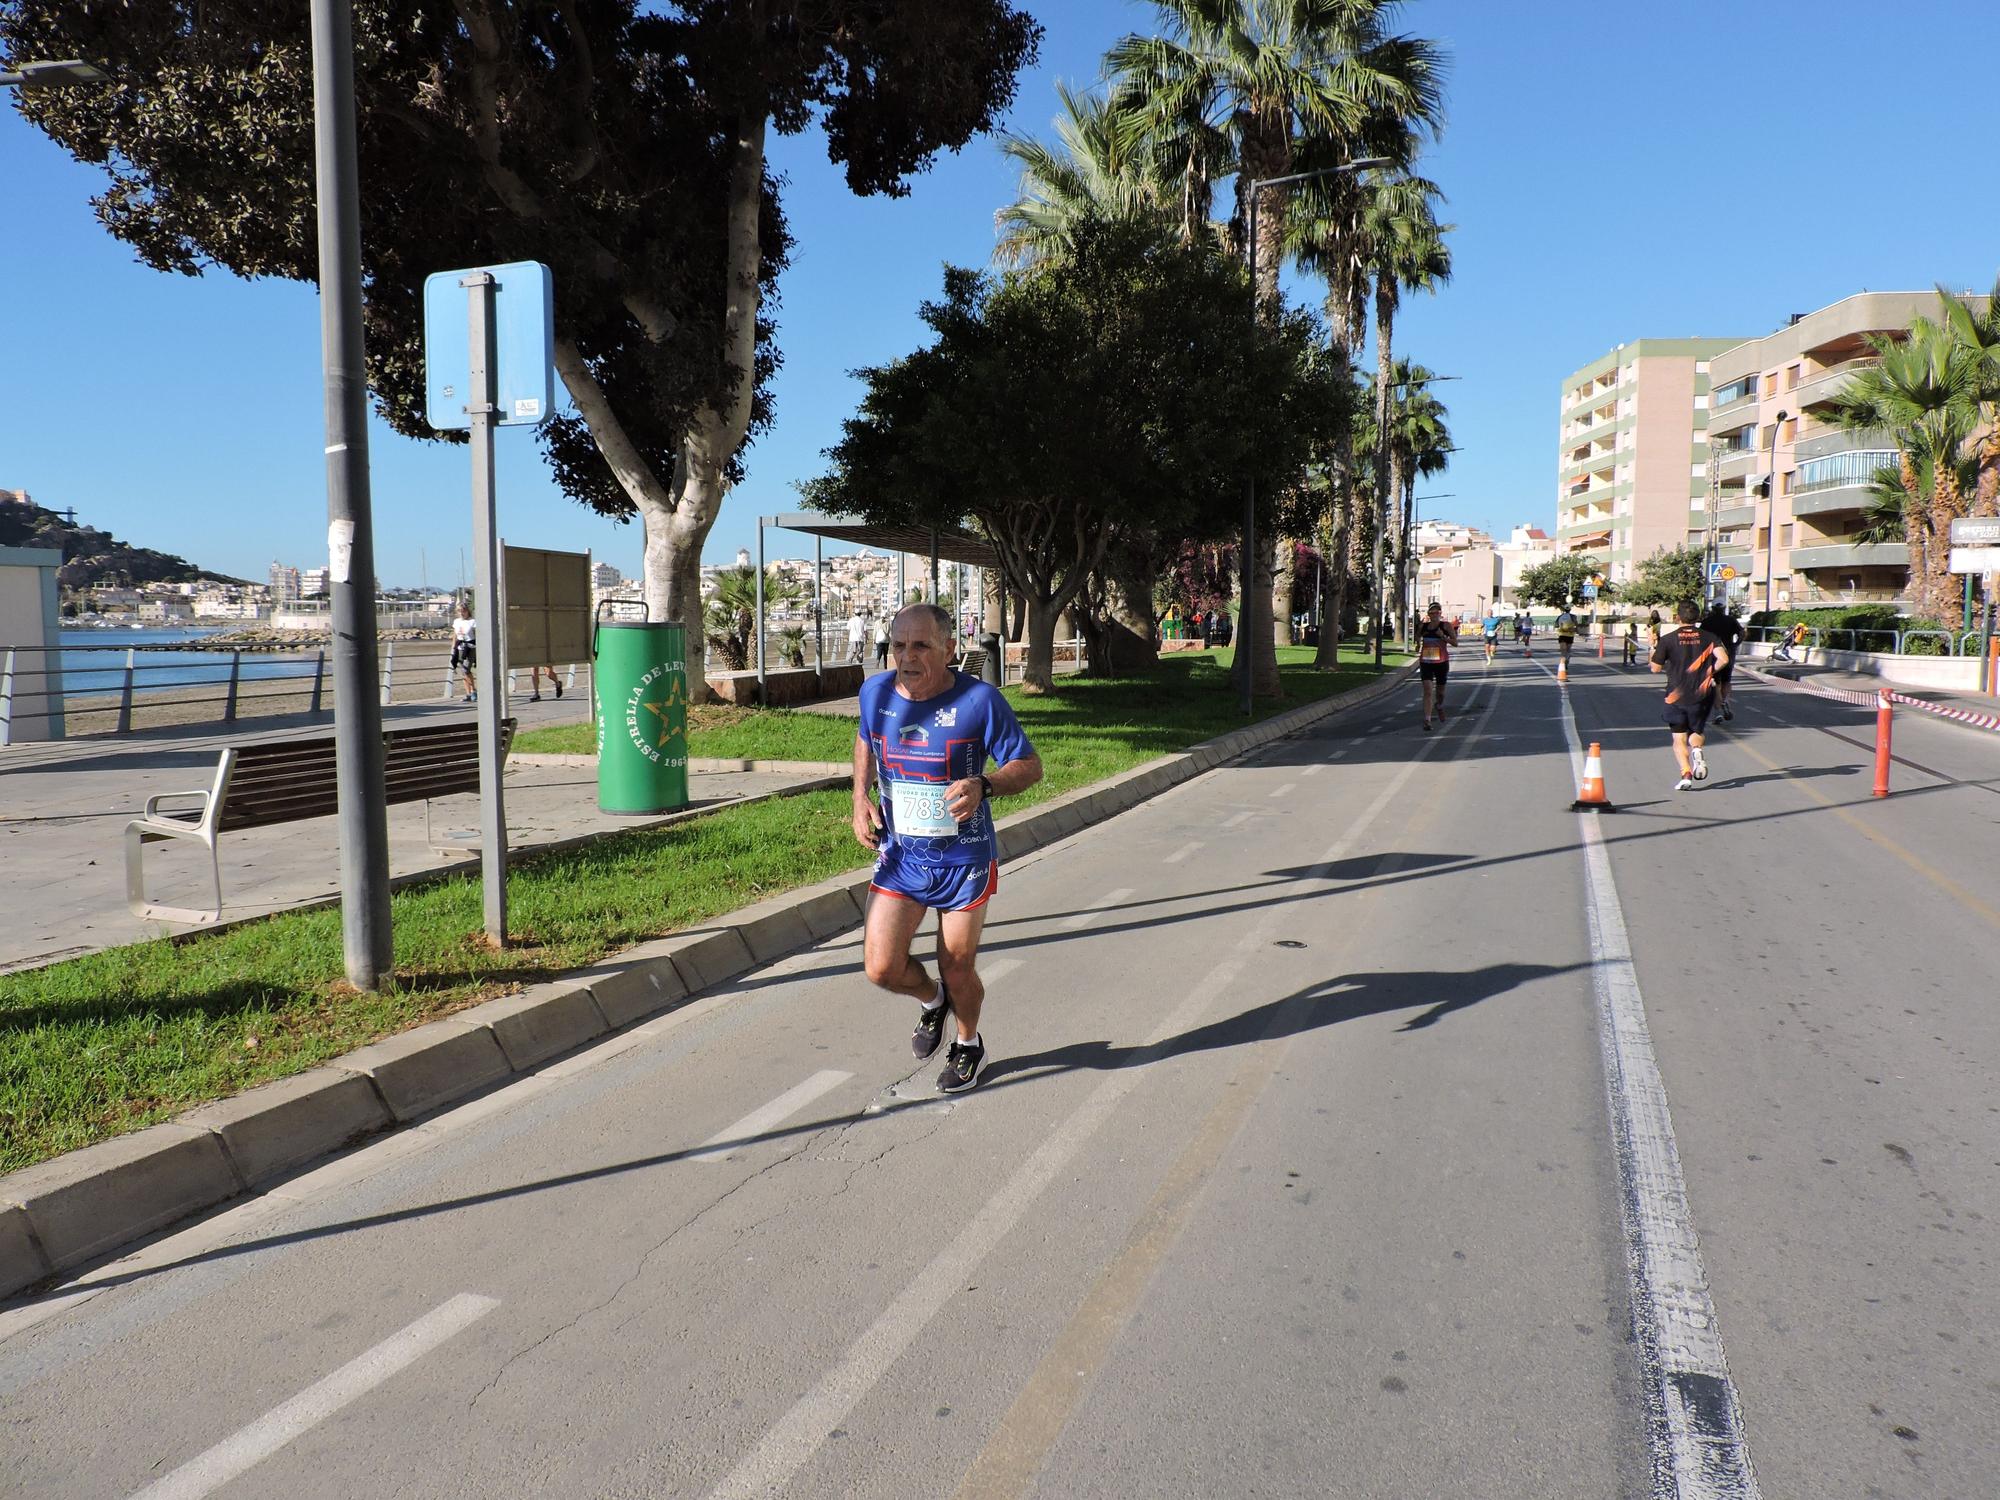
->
[[854, 604, 1044, 1093], [1519, 613, 1535, 656], [1554, 604, 1580, 668], [1651, 600, 1730, 791], [1482, 608, 1503, 663], [1417, 601, 1459, 730], [1623, 619, 1640, 666], [1701, 603, 1745, 720]]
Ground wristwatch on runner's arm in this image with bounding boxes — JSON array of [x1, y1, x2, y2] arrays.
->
[[979, 774, 994, 803]]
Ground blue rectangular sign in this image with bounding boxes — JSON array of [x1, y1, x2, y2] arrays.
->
[[423, 261, 555, 430]]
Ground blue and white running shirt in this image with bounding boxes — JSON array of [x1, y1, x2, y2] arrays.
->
[[858, 669, 1035, 867]]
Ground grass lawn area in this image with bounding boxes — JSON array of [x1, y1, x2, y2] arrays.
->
[[0, 643, 1404, 1173]]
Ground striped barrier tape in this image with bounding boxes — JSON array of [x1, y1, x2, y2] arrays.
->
[[1744, 666, 2000, 733]]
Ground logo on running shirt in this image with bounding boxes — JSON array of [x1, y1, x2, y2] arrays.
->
[[897, 724, 930, 747], [932, 707, 958, 728]]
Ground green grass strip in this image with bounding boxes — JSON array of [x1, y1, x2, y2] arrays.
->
[[0, 645, 1403, 1172]]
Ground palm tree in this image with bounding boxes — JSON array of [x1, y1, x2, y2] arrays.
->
[[1826, 318, 1980, 621], [703, 564, 805, 673], [995, 83, 1174, 268], [1382, 361, 1450, 635], [1288, 159, 1440, 662], [1107, 0, 1445, 694], [1935, 277, 2000, 515], [1365, 180, 1450, 643]]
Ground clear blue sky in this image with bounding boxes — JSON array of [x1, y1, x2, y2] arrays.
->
[[4, 1, 1996, 586]]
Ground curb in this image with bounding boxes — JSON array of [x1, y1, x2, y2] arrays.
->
[[0, 664, 1412, 1302], [513, 753, 851, 775]]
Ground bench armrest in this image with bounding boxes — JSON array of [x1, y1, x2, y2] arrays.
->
[[144, 788, 213, 821]]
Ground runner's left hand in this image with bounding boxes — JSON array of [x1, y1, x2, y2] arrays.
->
[[944, 777, 985, 820]]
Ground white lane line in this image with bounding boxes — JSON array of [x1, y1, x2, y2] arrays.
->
[[703, 717, 1463, 1500], [977, 958, 1023, 986], [1222, 810, 1255, 828], [1548, 674, 1761, 1498], [1267, 782, 1297, 798], [1325, 748, 1349, 760], [688, 1070, 854, 1164], [127, 1293, 498, 1500], [1300, 764, 1324, 777], [1161, 840, 1203, 864], [1059, 888, 1134, 930]]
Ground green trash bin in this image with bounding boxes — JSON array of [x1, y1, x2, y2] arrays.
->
[[593, 607, 690, 815]]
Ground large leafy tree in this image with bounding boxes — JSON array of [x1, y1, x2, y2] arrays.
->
[[1515, 554, 1607, 610], [807, 221, 1328, 691], [2, 0, 1039, 694], [1107, 0, 1445, 697], [1620, 547, 1703, 610]]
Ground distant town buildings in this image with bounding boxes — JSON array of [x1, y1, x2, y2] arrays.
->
[[268, 561, 301, 605]]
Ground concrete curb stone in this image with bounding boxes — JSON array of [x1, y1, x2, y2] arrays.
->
[[454, 984, 610, 1072], [0, 662, 1414, 1302], [179, 1069, 390, 1188], [2, 1124, 241, 1272], [0, 1206, 51, 1293], [333, 1020, 512, 1123]]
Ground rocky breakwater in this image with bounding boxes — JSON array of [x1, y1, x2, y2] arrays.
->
[[157, 626, 449, 654]]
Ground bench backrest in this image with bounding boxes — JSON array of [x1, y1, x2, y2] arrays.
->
[[216, 719, 515, 833]]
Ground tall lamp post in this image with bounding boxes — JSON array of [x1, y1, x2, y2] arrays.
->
[[1404, 490, 1454, 639], [1763, 408, 1790, 622], [1241, 157, 1390, 716]]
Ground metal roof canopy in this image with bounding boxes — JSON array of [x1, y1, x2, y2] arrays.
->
[[759, 512, 998, 568]]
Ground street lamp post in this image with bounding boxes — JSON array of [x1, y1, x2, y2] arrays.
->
[[1241, 157, 1390, 716], [1404, 491, 1454, 639], [1763, 408, 1789, 622]]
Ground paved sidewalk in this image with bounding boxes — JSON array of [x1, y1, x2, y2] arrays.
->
[[1749, 653, 2000, 731], [0, 702, 839, 974]]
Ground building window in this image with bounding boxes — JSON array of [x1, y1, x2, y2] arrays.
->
[[1756, 526, 1770, 551], [1763, 372, 1778, 399], [1780, 417, 1797, 443], [1785, 364, 1801, 391], [1780, 523, 1794, 547]]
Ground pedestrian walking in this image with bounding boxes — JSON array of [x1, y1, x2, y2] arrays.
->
[[847, 611, 866, 664], [1650, 599, 1730, 791], [1701, 603, 1744, 719], [1416, 601, 1458, 730], [873, 615, 890, 670], [527, 663, 563, 701], [450, 603, 477, 701], [855, 603, 1044, 1093]]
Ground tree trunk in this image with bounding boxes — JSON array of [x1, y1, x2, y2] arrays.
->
[[1315, 507, 1347, 668], [1270, 539, 1295, 647], [1371, 279, 1398, 651], [1022, 596, 1061, 693], [1386, 443, 1409, 642]]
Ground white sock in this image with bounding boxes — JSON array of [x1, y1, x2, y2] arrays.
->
[[958, 1032, 981, 1050], [920, 992, 945, 1014]]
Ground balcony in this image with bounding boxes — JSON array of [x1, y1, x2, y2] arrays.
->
[[1790, 541, 1909, 570], [1791, 483, 1877, 519], [1710, 503, 1755, 529], [1795, 425, 1894, 462], [1709, 388, 1759, 428], [1792, 358, 1870, 411], [1714, 447, 1763, 480]]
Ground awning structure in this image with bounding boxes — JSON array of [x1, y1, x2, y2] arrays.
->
[[759, 512, 999, 569], [1567, 531, 1613, 551]]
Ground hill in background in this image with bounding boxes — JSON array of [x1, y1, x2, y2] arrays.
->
[[0, 490, 244, 589]]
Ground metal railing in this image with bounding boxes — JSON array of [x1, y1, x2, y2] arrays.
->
[[0, 639, 591, 744], [1744, 624, 1990, 658]]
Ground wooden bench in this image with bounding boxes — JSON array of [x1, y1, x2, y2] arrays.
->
[[124, 718, 515, 925]]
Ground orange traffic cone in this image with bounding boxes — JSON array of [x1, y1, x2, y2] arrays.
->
[[1557, 660, 1568, 682], [1573, 742, 1613, 810]]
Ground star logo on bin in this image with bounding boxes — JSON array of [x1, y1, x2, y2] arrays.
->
[[641, 678, 689, 748]]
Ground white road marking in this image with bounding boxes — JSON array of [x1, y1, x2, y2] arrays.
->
[[1222, 810, 1255, 828], [1547, 668, 1760, 1498], [1059, 888, 1134, 930], [703, 711, 1473, 1500], [127, 1293, 499, 1500], [1325, 748, 1349, 760], [1161, 840, 1203, 864], [1300, 764, 1324, 777], [977, 958, 1023, 986], [1267, 782, 1296, 798], [688, 1070, 854, 1164]]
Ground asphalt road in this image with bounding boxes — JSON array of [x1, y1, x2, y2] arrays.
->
[[2, 647, 1994, 1499]]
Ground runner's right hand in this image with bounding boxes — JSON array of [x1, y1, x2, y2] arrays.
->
[[853, 801, 883, 850]]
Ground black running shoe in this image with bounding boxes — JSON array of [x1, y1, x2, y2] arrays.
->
[[554, 681, 563, 699], [912, 981, 950, 1059], [937, 1036, 985, 1094]]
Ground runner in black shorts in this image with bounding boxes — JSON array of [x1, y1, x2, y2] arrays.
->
[[1416, 601, 1458, 731], [1651, 599, 1730, 790]]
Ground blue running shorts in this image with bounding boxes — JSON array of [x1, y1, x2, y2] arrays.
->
[[870, 852, 999, 913]]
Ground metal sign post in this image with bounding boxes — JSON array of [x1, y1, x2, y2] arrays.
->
[[464, 271, 509, 945]]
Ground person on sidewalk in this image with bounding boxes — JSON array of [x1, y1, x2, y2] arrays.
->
[[847, 611, 867, 664], [1651, 599, 1730, 791], [527, 663, 564, 702], [873, 615, 890, 670], [450, 604, 477, 701], [1701, 602, 1744, 719], [1417, 601, 1458, 730], [854, 603, 1043, 1094]]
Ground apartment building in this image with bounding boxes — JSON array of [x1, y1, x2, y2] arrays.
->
[[1703, 291, 1950, 614], [1555, 338, 1746, 585]]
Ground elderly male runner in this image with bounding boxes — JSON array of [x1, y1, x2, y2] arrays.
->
[[854, 604, 1043, 1093]]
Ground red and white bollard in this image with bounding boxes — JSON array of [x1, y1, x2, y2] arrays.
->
[[1873, 688, 1893, 798]]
